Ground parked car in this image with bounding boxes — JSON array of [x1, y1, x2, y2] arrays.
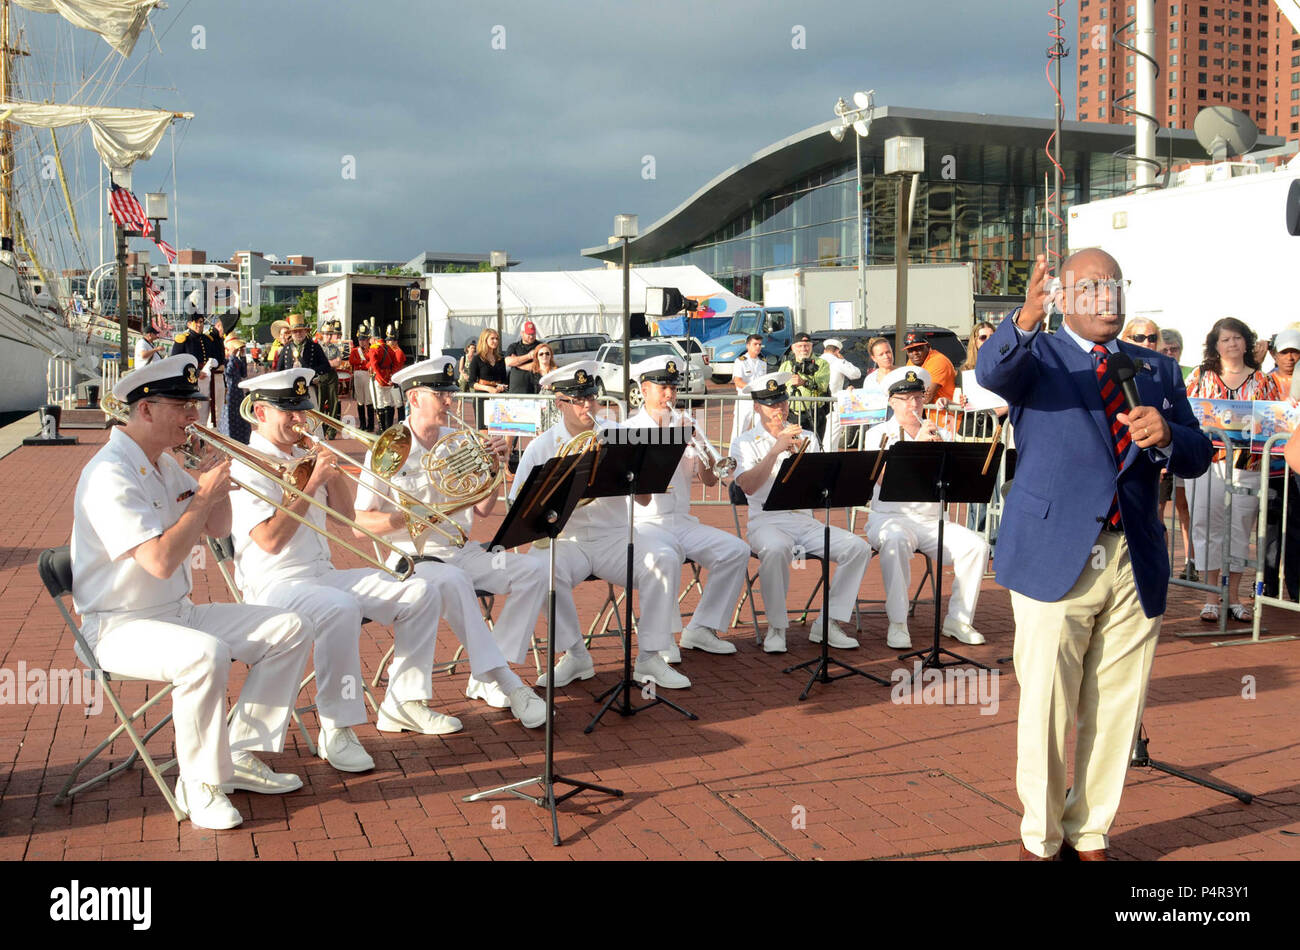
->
[[592, 338, 708, 407], [545, 332, 610, 367]]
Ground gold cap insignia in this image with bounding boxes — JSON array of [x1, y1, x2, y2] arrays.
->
[[443, 363, 454, 378], [184, 365, 198, 384], [575, 369, 589, 385], [294, 377, 308, 396], [666, 360, 677, 374], [766, 379, 778, 392], [905, 371, 918, 383]]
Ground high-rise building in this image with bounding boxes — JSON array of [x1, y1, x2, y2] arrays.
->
[[1077, 2, 1298, 144]]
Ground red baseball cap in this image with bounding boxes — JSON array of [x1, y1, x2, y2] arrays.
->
[[523, 321, 537, 334]]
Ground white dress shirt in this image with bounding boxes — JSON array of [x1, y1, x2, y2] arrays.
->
[[622, 408, 700, 525], [730, 424, 820, 519], [510, 419, 623, 535], [824, 352, 862, 394], [862, 417, 952, 519]]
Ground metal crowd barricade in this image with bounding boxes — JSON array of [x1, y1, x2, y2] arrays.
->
[[46, 356, 77, 409], [99, 357, 121, 416], [1171, 425, 1260, 640], [1244, 431, 1300, 646]]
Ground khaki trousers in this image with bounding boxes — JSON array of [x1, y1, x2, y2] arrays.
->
[[1012, 530, 1160, 857]]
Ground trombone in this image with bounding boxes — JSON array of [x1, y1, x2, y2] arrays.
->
[[239, 395, 468, 550], [98, 392, 416, 580]]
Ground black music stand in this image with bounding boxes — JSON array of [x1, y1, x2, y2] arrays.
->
[[765, 449, 891, 700], [584, 426, 697, 733], [462, 452, 622, 846], [880, 440, 1002, 674]]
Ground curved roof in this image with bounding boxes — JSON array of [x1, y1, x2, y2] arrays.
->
[[581, 105, 1272, 264]]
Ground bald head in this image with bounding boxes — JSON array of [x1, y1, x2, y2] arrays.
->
[[1056, 247, 1125, 344]]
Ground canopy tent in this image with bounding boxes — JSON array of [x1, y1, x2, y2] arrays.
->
[[426, 265, 753, 352]]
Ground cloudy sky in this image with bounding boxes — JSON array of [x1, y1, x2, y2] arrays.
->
[[22, 0, 1078, 271]]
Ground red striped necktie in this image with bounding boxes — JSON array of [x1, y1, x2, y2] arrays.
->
[[1092, 344, 1128, 528]]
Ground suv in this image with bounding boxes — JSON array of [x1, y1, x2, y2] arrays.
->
[[545, 332, 610, 367], [592, 338, 708, 407]]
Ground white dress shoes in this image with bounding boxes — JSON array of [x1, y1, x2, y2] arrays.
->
[[465, 676, 512, 708], [536, 651, 596, 688], [176, 777, 243, 830], [886, 622, 912, 650], [376, 696, 464, 736], [808, 616, 859, 649], [941, 617, 986, 645], [318, 726, 375, 773], [762, 627, 788, 653], [632, 654, 691, 690], [508, 686, 548, 728], [660, 640, 683, 664], [681, 625, 738, 654], [221, 753, 302, 795]]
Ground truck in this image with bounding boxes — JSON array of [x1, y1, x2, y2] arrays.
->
[[1067, 160, 1300, 361], [707, 262, 976, 381], [317, 273, 426, 354]]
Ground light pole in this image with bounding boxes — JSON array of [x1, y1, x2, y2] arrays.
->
[[613, 214, 638, 406], [490, 250, 507, 345], [884, 135, 925, 349], [830, 91, 873, 328], [145, 192, 168, 332]]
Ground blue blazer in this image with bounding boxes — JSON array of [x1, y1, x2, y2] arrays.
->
[[976, 316, 1213, 617]]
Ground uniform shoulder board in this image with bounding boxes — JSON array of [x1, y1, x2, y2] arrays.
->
[[175, 331, 189, 342]]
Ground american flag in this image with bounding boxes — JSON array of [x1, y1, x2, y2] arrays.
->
[[108, 182, 152, 236], [144, 274, 166, 316], [154, 237, 177, 263]]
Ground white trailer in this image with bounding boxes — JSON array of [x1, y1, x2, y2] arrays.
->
[[1068, 163, 1300, 358], [762, 262, 976, 337]]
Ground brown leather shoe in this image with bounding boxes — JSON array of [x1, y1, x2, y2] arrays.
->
[[1019, 844, 1058, 861], [1060, 841, 1107, 861]]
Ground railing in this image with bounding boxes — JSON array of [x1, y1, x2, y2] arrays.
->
[[46, 357, 78, 409], [99, 358, 121, 418], [1246, 432, 1300, 646]]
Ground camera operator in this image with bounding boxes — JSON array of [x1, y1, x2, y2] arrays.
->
[[778, 332, 830, 434]]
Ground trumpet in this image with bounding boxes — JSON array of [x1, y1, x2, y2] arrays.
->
[[239, 395, 467, 550], [671, 409, 737, 479]]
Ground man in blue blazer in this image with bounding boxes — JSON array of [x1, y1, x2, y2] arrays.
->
[[977, 248, 1212, 860]]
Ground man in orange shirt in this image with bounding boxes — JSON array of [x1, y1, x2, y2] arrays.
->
[[386, 325, 407, 422], [903, 331, 956, 405]]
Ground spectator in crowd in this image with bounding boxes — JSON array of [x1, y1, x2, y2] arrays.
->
[[778, 332, 830, 434], [1185, 317, 1281, 622], [859, 337, 895, 403], [505, 321, 544, 395], [903, 331, 955, 406], [224, 331, 250, 444], [134, 326, 165, 367], [1155, 328, 1196, 580], [1120, 318, 1161, 350], [458, 338, 477, 392], [531, 342, 557, 388], [467, 327, 508, 429], [821, 337, 862, 450], [267, 320, 290, 368], [960, 321, 996, 371], [1268, 327, 1300, 398]]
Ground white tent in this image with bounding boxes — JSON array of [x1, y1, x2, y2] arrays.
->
[[426, 265, 752, 352]]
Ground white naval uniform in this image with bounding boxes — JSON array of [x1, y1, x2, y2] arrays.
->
[[229, 431, 445, 716], [729, 425, 871, 628], [71, 427, 311, 785], [511, 420, 680, 653], [730, 355, 767, 445], [354, 422, 550, 666], [823, 352, 863, 451], [861, 418, 988, 627], [624, 409, 749, 634]]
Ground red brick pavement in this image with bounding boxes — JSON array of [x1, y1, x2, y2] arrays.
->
[[2, 426, 1298, 862]]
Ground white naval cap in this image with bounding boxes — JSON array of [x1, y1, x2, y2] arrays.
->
[[881, 365, 931, 395], [113, 354, 201, 404], [822, 338, 843, 351], [239, 367, 316, 410], [393, 356, 458, 392], [744, 371, 794, 404], [540, 360, 600, 396], [631, 353, 684, 384]]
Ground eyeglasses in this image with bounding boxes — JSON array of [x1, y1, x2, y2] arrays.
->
[[1128, 333, 1159, 344], [557, 395, 597, 406], [147, 398, 206, 412], [890, 392, 926, 403]]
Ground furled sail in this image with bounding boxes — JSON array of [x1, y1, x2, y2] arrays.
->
[[13, 0, 161, 57], [0, 103, 186, 174]]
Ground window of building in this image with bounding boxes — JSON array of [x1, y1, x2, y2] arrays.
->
[[1243, 27, 1251, 38], [1292, 121, 1299, 133], [1198, 39, 1208, 49], [1199, 89, 1208, 99], [1100, 56, 1107, 66], [1170, 69, 1178, 79], [1099, 89, 1107, 100], [1081, 63, 1089, 72], [1127, 54, 1135, 64], [1170, 36, 1179, 48], [1200, 22, 1208, 33], [1170, 56, 1178, 66], [1100, 6, 1107, 16], [1199, 71, 1208, 81], [1199, 4, 1207, 14], [1128, 4, 1135, 14], [1169, 104, 1178, 115], [1292, 104, 1300, 116], [1081, 81, 1089, 89], [1293, 88, 1300, 99], [1170, 4, 1179, 14], [1294, 72, 1300, 82], [1170, 88, 1177, 98], [1229, 92, 1238, 100], [1292, 54, 1300, 66], [1126, 71, 1134, 81], [1199, 55, 1208, 65], [1080, 95, 1089, 105]]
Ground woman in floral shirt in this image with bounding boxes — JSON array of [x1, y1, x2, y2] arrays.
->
[[1185, 316, 1280, 622]]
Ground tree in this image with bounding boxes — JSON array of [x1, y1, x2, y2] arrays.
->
[[356, 265, 419, 277], [443, 261, 494, 273], [295, 289, 317, 317]]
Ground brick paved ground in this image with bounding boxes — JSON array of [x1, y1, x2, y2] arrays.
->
[[2, 423, 1298, 863]]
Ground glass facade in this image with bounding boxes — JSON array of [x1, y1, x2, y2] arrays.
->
[[650, 141, 1139, 302]]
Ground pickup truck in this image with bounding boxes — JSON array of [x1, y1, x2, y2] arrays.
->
[[706, 306, 793, 382]]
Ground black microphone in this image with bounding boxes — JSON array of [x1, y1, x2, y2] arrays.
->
[[1107, 350, 1142, 411]]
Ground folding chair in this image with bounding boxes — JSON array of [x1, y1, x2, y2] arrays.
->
[[39, 546, 187, 821]]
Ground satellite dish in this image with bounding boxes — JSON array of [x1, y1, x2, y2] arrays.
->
[[1193, 106, 1258, 161]]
